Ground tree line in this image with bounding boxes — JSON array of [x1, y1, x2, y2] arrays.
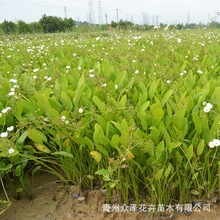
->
[[0, 14, 76, 34], [1, 14, 220, 35]]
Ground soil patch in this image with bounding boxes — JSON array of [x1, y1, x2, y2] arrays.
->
[[1, 172, 220, 220]]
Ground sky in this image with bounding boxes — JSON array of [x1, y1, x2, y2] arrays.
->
[[0, 0, 220, 25]]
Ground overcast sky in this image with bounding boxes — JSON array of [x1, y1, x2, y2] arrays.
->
[[0, 0, 220, 25]]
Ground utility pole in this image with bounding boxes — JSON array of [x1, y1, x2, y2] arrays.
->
[[89, 0, 95, 24], [98, 0, 103, 25], [105, 13, 108, 25], [156, 15, 159, 26], [116, 8, 119, 29], [64, 6, 67, 18]]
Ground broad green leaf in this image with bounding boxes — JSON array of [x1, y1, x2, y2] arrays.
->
[[115, 70, 127, 87], [16, 130, 28, 151], [15, 165, 22, 177], [156, 141, 165, 160], [73, 74, 85, 108], [13, 100, 23, 120], [185, 144, 194, 161], [95, 168, 112, 176], [139, 101, 150, 117], [192, 113, 202, 134], [164, 163, 172, 178], [111, 121, 122, 133], [93, 123, 104, 145], [28, 129, 47, 144], [84, 136, 94, 151], [111, 134, 120, 148], [90, 151, 102, 163], [34, 144, 50, 153], [20, 99, 37, 113], [118, 94, 127, 109], [161, 89, 173, 107], [190, 189, 199, 195], [35, 93, 51, 114], [96, 144, 109, 157], [155, 168, 164, 180], [92, 95, 106, 112], [52, 151, 74, 158], [210, 116, 220, 138], [148, 79, 159, 100], [150, 104, 164, 121], [127, 150, 135, 160], [102, 59, 112, 75], [60, 74, 68, 91], [60, 91, 73, 111], [196, 140, 204, 156], [48, 108, 59, 119]]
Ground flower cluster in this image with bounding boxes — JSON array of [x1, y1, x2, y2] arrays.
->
[[8, 78, 19, 98], [203, 102, 213, 113], [209, 139, 220, 148], [60, 115, 70, 124], [0, 126, 14, 138]]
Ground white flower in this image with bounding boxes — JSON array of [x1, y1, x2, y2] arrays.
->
[[7, 126, 14, 132], [0, 131, 8, 138], [115, 84, 118, 90], [33, 68, 39, 73], [8, 91, 15, 96], [78, 108, 84, 114], [204, 106, 211, 113], [66, 66, 70, 69], [89, 69, 94, 73], [102, 83, 107, 87], [206, 103, 213, 109], [209, 141, 215, 148], [47, 77, 52, 81], [2, 107, 10, 114], [213, 139, 220, 147], [197, 70, 203, 74], [9, 79, 17, 83], [89, 74, 94, 78], [167, 80, 171, 84], [60, 116, 65, 120], [203, 103, 213, 113], [8, 148, 15, 154], [177, 38, 182, 43], [65, 120, 70, 124], [33, 76, 37, 79], [135, 70, 139, 74], [78, 67, 81, 71], [73, 53, 77, 56]]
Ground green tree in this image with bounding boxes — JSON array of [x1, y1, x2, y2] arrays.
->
[[209, 21, 220, 29], [17, 20, 30, 34], [29, 22, 43, 33], [2, 20, 17, 34], [39, 14, 65, 33], [63, 18, 76, 31]]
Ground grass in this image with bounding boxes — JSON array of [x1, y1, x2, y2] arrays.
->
[[0, 29, 220, 211]]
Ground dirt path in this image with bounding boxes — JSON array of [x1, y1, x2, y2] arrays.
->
[[1, 172, 220, 220]]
